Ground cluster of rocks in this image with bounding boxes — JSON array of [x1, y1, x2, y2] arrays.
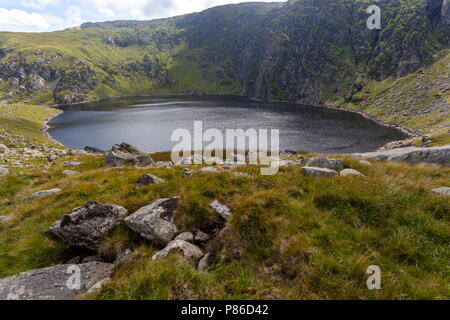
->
[[0, 192, 233, 299], [300, 157, 365, 178]]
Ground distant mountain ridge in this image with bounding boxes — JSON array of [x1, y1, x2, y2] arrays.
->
[[0, 0, 449, 134]]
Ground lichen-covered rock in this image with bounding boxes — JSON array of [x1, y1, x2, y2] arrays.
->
[[104, 143, 154, 167], [124, 197, 179, 246], [306, 157, 344, 170], [49, 202, 128, 251], [301, 166, 338, 178], [210, 200, 232, 220], [0, 262, 114, 300], [152, 240, 203, 263], [134, 174, 165, 190]]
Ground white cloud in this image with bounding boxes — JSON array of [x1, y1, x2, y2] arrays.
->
[[0, 8, 49, 32], [21, 0, 56, 10], [0, 0, 286, 32]]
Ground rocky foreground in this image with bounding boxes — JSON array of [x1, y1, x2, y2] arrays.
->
[[1, 141, 449, 299]]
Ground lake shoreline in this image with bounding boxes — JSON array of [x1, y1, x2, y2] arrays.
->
[[44, 94, 417, 152]]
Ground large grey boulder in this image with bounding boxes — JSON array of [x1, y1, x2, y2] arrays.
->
[[49, 202, 128, 251], [152, 240, 203, 263], [432, 187, 450, 196], [306, 157, 344, 170], [0, 262, 114, 300], [26, 188, 61, 200], [104, 143, 154, 167], [353, 145, 450, 166], [134, 174, 165, 190], [302, 166, 338, 177], [124, 197, 179, 246], [210, 200, 232, 220]]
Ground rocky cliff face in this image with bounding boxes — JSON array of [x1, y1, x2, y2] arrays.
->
[[0, 0, 448, 106]]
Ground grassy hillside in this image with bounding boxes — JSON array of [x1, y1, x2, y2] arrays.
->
[[0, 104, 449, 300], [339, 50, 450, 136]]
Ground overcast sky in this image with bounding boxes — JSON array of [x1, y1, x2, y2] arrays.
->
[[0, 0, 286, 32]]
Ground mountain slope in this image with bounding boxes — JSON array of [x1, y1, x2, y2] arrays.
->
[[0, 0, 448, 134]]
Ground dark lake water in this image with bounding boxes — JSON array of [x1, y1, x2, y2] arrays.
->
[[48, 95, 408, 154]]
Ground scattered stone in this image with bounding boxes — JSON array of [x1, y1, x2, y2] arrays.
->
[[63, 161, 81, 167], [49, 202, 128, 251], [104, 143, 154, 167], [359, 160, 372, 166], [152, 240, 203, 263], [63, 170, 78, 176], [432, 187, 450, 196], [175, 232, 194, 242], [198, 253, 211, 272], [194, 231, 210, 242], [340, 169, 366, 177], [210, 200, 231, 220], [0, 144, 9, 154], [134, 174, 165, 190], [47, 154, 57, 162], [26, 188, 61, 200], [181, 168, 193, 177], [0, 262, 115, 300], [301, 166, 338, 178], [155, 161, 173, 168], [306, 157, 344, 170], [0, 213, 15, 224], [87, 278, 111, 294], [124, 197, 180, 246]]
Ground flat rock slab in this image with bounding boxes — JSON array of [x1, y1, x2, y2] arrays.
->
[[49, 202, 128, 251], [0, 262, 114, 300], [302, 166, 338, 177], [125, 197, 179, 246], [432, 187, 450, 196], [353, 145, 450, 166]]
